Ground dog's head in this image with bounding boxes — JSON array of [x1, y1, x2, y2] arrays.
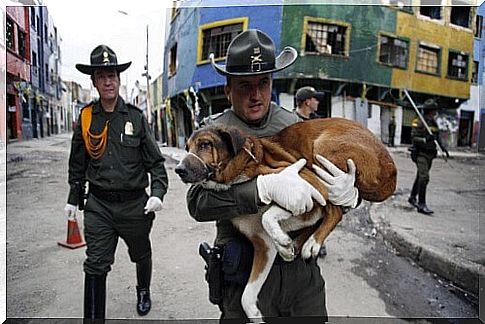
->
[[174, 125, 247, 184]]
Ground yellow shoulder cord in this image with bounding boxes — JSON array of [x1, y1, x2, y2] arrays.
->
[[81, 105, 109, 159]]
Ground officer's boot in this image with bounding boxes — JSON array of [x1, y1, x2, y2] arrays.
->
[[84, 273, 106, 323], [408, 178, 419, 208], [417, 181, 433, 215], [136, 257, 152, 316]]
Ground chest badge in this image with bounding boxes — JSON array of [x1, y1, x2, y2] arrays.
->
[[124, 121, 134, 135]]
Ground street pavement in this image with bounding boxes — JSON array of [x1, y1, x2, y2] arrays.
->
[[159, 141, 485, 299]]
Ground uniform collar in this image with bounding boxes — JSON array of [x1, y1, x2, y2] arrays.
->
[[93, 96, 127, 114]]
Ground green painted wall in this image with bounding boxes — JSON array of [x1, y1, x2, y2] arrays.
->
[[279, 5, 397, 87]]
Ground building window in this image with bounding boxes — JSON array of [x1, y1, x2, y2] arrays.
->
[[169, 44, 177, 77], [378, 34, 409, 68], [419, 3, 442, 20], [471, 60, 478, 84], [475, 15, 483, 38], [30, 8, 36, 28], [45, 64, 49, 83], [304, 20, 349, 56], [6, 18, 14, 50], [447, 51, 468, 80], [201, 23, 243, 62], [416, 43, 440, 74], [450, 1, 471, 28], [18, 31, 26, 58]]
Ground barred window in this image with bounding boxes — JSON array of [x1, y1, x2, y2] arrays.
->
[[447, 51, 468, 80], [379, 35, 408, 68], [304, 21, 347, 56], [416, 44, 440, 74], [201, 23, 243, 61], [6, 18, 14, 50]]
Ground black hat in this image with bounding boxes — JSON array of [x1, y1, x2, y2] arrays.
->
[[295, 86, 324, 104], [76, 45, 132, 75], [210, 29, 297, 76], [419, 98, 438, 110]]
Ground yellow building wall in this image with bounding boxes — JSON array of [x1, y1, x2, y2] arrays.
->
[[392, 7, 474, 99]]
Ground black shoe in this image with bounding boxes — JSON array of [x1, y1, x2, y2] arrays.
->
[[136, 287, 151, 316], [408, 197, 418, 208], [417, 204, 434, 215], [318, 245, 327, 257]]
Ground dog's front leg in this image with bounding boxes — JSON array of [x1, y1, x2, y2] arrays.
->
[[241, 235, 277, 322], [261, 205, 295, 261]]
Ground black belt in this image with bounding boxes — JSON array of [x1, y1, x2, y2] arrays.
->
[[89, 185, 145, 202]]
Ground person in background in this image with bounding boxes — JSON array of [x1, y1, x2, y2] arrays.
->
[[388, 115, 396, 147], [186, 29, 360, 322], [408, 99, 448, 215], [294, 86, 322, 120], [65, 45, 169, 320]]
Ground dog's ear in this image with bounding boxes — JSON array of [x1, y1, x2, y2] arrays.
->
[[218, 127, 246, 156]]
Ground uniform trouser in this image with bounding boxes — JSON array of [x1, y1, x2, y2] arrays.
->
[[411, 155, 433, 204], [220, 255, 327, 323], [83, 193, 155, 275]]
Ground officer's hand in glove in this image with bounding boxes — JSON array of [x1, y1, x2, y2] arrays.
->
[[144, 197, 163, 214], [257, 158, 326, 216], [64, 203, 77, 219], [312, 155, 359, 208]]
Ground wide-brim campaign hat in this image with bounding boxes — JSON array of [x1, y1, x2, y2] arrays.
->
[[76, 45, 132, 75], [210, 29, 297, 76]]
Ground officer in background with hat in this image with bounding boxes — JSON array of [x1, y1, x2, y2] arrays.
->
[[187, 29, 360, 321], [64, 45, 169, 320], [408, 99, 448, 214], [294, 86, 323, 120]]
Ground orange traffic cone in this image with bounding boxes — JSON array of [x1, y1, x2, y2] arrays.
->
[[58, 217, 86, 249]]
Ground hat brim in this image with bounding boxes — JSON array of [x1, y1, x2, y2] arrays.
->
[[75, 62, 132, 75], [211, 46, 297, 76]]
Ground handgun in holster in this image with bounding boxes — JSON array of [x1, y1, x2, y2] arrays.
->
[[199, 242, 223, 305], [77, 182, 87, 211]]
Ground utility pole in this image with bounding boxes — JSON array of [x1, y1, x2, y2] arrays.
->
[[143, 24, 152, 129]]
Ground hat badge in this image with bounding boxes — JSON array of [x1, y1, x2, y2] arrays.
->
[[103, 51, 110, 64], [251, 47, 262, 72]]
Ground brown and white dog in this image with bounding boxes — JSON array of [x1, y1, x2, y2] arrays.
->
[[175, 117, 397, 320]]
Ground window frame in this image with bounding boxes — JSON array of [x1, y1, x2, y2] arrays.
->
[[449, 1, 473, 29], [415, 42, 441, 76], [471, 60, 479, 84], [377, 32, 410, 69], [168, 43, 178, 78], [196, 17, 248, 65], [446, 49, 469, 81], [475, 15, 483, 38], [301, 16, 351, 57], [6, 18, 15, 51]]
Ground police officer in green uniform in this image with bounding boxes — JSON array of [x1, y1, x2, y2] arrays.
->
[[186, 29, 360, 322], [408, 99, 448, 214], [64, 45, 169, 320]]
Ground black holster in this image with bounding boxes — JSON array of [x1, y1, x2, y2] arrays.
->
[[199, 242, 223, 305]]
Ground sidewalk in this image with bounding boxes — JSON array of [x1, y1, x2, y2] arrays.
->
[[161, 143, 484, 297]]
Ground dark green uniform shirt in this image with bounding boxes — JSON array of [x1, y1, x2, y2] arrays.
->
[[411, 115, 440, 159], [186, 102, 301, 244], [67, 97, 168, 205]]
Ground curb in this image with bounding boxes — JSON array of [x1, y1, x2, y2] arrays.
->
[[369, 202, 484, 297]]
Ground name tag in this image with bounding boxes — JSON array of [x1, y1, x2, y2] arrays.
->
[[124, 121, 134, 135]]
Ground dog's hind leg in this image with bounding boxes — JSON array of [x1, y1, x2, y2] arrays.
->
[[301, 204, 343, 259], [261, 205, 295, 261], [241, 234, 277, 322]]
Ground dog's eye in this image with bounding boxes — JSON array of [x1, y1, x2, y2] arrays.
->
[[199, 141, 212, 150]]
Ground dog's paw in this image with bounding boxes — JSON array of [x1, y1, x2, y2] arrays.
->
[[276, 242, 295, 262], [301, 236, 321, 259]]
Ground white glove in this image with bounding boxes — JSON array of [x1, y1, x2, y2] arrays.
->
[[144, 196, 163, 214], [257, 159, 326, 216], [64, 203, 77, 219], [312, 155, 359, 208]]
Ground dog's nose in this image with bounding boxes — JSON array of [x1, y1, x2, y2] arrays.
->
[[174, 164, 188, 178]]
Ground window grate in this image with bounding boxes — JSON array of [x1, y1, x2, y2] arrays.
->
[[379, 35, 408, 68], [416, 44, 439, 74], [201, 23, 243, 61], [305, 21, 347, 56]]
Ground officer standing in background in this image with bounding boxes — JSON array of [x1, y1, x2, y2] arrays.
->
[[408, 99, 448, 215], [294, 86, 322, 120], [388, 116, 396, 147], [64, 45, 169, 320]]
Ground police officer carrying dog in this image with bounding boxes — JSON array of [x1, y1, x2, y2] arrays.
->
[[64, 45, 169, 320], [187, 29, 360, 322], [408, 99, 448, 214]]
